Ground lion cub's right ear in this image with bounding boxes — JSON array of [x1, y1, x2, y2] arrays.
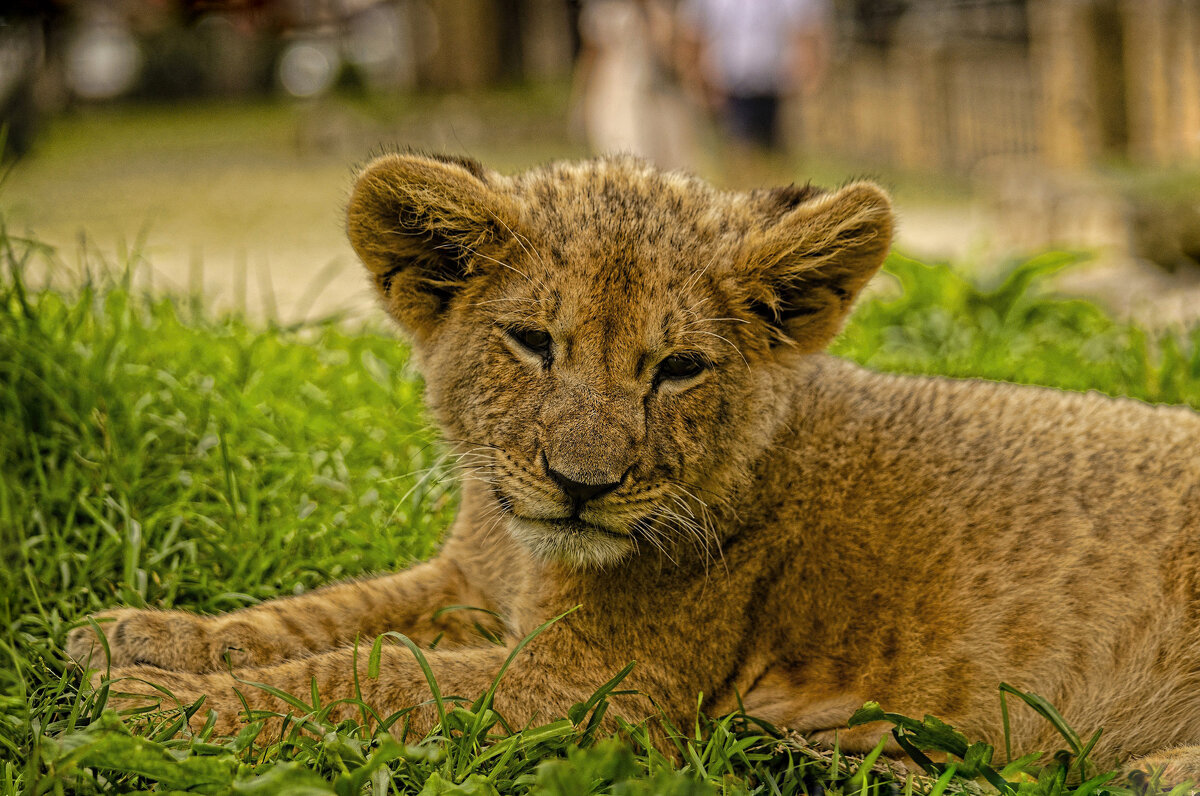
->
[[347, 153, 521, 341]]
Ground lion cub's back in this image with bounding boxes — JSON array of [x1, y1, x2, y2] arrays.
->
[[930, 371, 1198, 506], [840, 362, 1200, 517], [808, 358, 1200, 577], [796, 361, 1200, 755]]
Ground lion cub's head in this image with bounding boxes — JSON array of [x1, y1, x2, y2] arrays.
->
[[348, 154, 892, 568]]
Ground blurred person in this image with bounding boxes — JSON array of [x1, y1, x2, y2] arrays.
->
[[0, 16, 44, 159], [678, 0, 830, 151], [571, 0, 697, 170], [0, 0, 70, 159]]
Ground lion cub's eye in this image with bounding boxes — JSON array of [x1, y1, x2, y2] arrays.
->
[[507, 327, 552, 357], [657, 354, 706, 381]]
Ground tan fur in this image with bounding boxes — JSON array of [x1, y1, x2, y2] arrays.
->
[[68, 154, 1200, 782]]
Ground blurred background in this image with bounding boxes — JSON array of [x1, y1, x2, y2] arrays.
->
[[3, 0, 1199, 325]]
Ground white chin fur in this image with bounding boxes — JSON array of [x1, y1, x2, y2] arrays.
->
[[507, 516, 634, 569]]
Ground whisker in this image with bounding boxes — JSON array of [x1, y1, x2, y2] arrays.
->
[[457, 242, 547, 295], [664, 481, 728, 576], [681, 329, 749, 369], [680, 316, 751, 328], [483, 206, 550, 271], [681, 254, 719, 295], [465, 296, 540, 309]]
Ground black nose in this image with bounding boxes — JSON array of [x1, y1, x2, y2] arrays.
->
[[545, 465, 622, 504]]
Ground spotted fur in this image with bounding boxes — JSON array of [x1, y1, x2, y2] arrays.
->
[[68, 155, 1200, 782]]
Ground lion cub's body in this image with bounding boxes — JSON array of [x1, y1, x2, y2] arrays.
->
[[68, 155, 1200, 776], [706, 357, 1200, 760], [438, 354, 1200, 763]]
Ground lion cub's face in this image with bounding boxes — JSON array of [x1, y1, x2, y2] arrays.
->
[[348, 155, 892, 568]]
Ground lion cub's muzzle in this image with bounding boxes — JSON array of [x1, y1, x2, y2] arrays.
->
[[492, 447, 649, 566], [540, 450, 632, 513]]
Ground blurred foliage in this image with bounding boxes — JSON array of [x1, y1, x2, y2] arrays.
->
[[835, 251, 1200, 408]]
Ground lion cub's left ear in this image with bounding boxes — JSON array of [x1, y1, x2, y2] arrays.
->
[[742, 181, 893, 352]]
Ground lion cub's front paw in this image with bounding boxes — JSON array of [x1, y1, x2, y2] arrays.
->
[[67, 608, 210, 672], [1126, 748, 1200, 792]]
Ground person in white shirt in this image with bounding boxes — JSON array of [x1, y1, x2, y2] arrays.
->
[[678, 0, 830, 150]]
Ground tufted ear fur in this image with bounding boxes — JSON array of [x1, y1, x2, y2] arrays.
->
[[740, 181, 893, 352], [347, 153, 522, 341]]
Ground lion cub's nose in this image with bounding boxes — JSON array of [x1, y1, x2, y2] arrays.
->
[[545, 463, 623, 504]]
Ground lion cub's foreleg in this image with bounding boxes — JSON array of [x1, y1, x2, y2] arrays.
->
[[67, 556, 500, 673], [95, 632, 652, 742], [1127, 747, 1200, 790]]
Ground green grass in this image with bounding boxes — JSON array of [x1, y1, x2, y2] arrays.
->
[[3, 226, 1200, 796]]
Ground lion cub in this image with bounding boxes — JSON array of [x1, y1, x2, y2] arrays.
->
[[69, 154, 1200, 780]]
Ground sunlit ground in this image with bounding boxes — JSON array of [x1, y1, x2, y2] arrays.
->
[[6, 84, 984, 322], [4, 86, 582, 320]]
